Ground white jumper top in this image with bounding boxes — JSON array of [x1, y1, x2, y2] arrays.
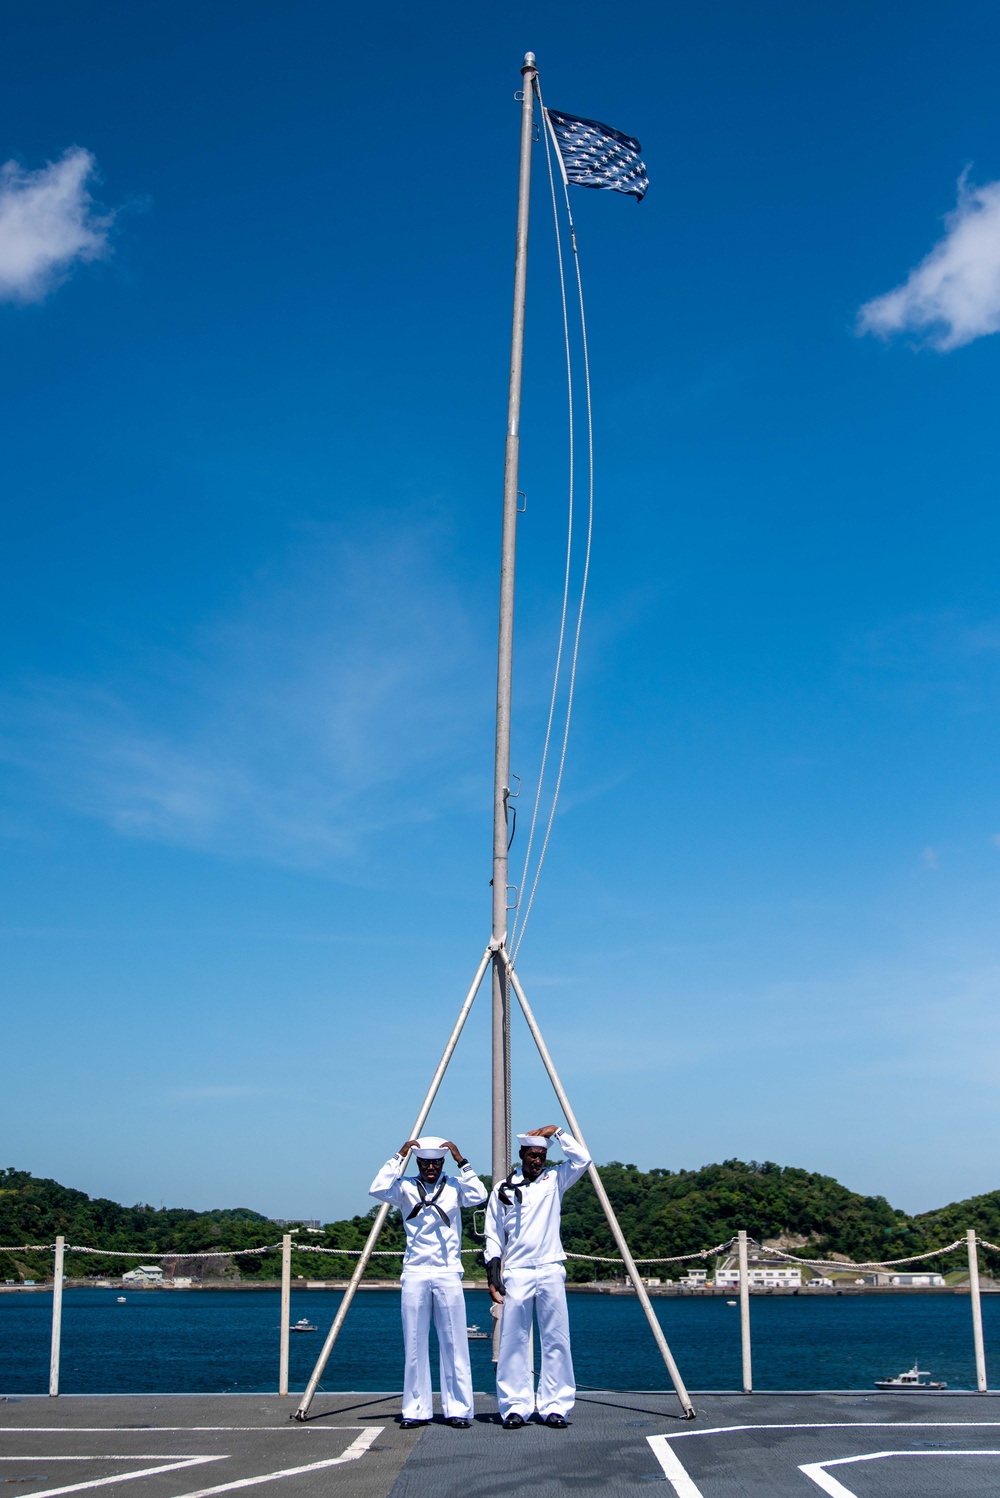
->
[[484, 1130, 591, 1269], [369, 1155, 487, 1273]]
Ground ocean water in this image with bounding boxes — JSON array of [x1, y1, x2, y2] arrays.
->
[[1, 1288, 997, 1395]]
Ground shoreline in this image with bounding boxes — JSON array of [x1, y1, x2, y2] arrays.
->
[[3, 1280, 995, 1296]]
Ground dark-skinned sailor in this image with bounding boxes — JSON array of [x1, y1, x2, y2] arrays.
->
[[370, 1135, 487, 1429], [484, 1124, 591, 1428]]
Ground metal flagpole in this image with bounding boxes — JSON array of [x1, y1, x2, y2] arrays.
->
[[492, 51, 538, 1190], [499, 949, 696, 1419], [294, 945, 494, 1420]]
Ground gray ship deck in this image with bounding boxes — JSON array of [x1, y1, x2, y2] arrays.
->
[[2, 1391, 999, 1497]]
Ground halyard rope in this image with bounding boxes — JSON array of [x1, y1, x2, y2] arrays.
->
[[510, 78, 595, 962], [508, 78, 576, 956]]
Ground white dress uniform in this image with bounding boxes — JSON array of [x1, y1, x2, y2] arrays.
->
[[370, 1139, 487, 1422], [484, 1129, 591, 1420]]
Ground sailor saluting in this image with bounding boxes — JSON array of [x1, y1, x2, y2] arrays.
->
[[370, 1136, 487, 1429], [484, 1124, 592, 1428]]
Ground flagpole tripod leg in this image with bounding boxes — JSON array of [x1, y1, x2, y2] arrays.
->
[[499, 949, 696, 1420], [293, 945, 495, 1421]]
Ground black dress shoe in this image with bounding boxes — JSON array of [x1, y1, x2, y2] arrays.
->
[[502, 1413, 526, 1429], [399, 1418, 430, 1429], [446, 1418, 472, 1428], [544, 1413, 568, 1428]]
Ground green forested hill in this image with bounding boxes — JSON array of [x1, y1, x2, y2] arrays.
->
[[0, 1167, 276, 1281], [2, 1160, 998, 1283], [0, 1166, 436, 1282], [559, 1160, 1000, 1279]]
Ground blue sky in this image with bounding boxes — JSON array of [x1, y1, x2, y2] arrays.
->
[[4, 0, 1000, 1222]]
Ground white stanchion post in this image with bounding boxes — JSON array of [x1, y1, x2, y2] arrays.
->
[[49, 1236, 65, 1397], [738, 1230, 752, 1394], [279, 1234, 292, 1396], [968, 1228, 988, 1393]]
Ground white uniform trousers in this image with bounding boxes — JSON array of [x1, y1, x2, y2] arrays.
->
[[400, 1268, 474, 1421], [496, 1263, 575, 1419]]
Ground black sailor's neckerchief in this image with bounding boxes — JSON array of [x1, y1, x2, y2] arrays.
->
[[497, 1166, 551, 1206], [405, 1175, 450, 1224]]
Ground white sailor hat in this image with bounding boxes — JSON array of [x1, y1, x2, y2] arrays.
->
[[413, 1136, 449, 1160], [516, 1132, 553, 1151]]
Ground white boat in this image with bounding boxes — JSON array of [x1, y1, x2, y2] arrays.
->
[[466, 1324, 491, 1340], [116, 1296, 126, 1302], [875, 1363, 947, 1391], [291, 1318, 316, 1332], [726, 1300, 737, 1306]]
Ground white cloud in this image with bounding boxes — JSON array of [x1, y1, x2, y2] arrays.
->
[[0, 147, 112, 302], [858, 173, 1000, 351]]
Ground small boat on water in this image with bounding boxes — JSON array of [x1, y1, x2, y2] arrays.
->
[[291, 1318, 317, 1333], [726, 1300, 737, 1306], [116, 1296, 126, 1303], [875, 1363, 947, 1391], [467, 1324, 491, 1340]]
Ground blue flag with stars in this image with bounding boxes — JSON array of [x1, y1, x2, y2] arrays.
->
[[545, 108, 649, 201]]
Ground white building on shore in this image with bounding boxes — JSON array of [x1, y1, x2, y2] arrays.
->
[[715, 1258, 803, 1290], [122, 1265, 164, 1286]]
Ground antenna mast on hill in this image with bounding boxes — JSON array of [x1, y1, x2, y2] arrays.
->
[[294, 53, 695, 1423]]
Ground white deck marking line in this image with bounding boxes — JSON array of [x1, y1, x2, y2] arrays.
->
[[12, 1457, 224, 1498], [645, 1437, 705, 1498], [1, 1458, 218, 1462], [664, 1419, 1000, 1440], [167, 1429, 383, 1498], [0, 1429, 370, 1435], [648, 1426, 1000, 1498], [800, 1449, 1000, 1498]]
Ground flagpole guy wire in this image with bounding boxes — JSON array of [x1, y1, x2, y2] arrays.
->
[[293, 945, 494, 1421]]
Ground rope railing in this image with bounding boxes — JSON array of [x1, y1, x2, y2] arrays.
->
[[9, 1228, 999, 1402], [743, 1238, 971, 1272], [0, 1243, 283, 1258], [4, 1233, 996, 1272], [565, 1243, 731, 1265], [11, 1228, 995, 1400]]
